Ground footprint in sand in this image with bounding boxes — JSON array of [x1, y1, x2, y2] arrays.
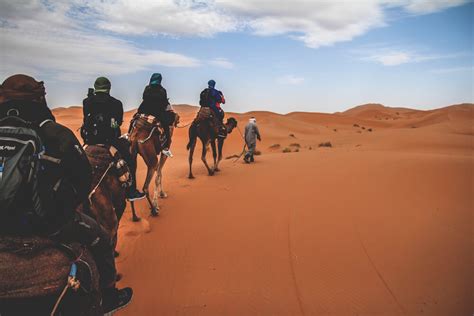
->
[[123, 218, 151, 236]]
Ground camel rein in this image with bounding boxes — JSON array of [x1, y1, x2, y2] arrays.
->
[[50, 246, 85, 316], [175, 121, 193, 128], [232, 124, 247, 163], [88, 161, 114, 204], [138, 126, 157, 144]]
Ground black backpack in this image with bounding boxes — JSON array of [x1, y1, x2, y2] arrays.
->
[[80, 112, 110, 145], [0, 116, 44, 232], [199, 88, 211, 107]]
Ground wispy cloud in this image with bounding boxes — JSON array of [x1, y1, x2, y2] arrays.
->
[[277, 75, 305, 85], [431, 66, 474, 74], [360, 47, 468, 66], [386, 0, 469, 14], [209, 58, 235, 69]]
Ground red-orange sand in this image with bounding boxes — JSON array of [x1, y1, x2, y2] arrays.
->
[[54, 103, 473, 316]]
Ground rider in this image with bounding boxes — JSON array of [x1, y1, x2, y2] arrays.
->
[[0, 74, 132, 313], [200, 79, 226, 137], [82, 76, 145, 201], [137, 73, 175, 157]]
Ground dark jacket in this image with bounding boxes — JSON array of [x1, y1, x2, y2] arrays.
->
[[83, 92, 124, 143], [0, 100, 92, 235], [137, 85, 169, 119], [83, 92, 124, 126]]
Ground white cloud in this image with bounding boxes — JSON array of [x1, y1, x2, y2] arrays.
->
[[76, 0, 468, 48], [92, 0, 239, 37], [218, 0, 386, 48], [209, 58, 234, 69], [366, 51, 412, 66], [277, 75, 305, 85], [0, 0, 469, 81], [0, 0, 200, 81]]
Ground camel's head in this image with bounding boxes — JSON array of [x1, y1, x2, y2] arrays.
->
[[225, 117, 238, 134]]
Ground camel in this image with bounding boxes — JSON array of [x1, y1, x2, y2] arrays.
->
[[81, 144, 127, 250], [187, 116, 238, 179], [128, 113, 179, 221], [0, 236, 101, 316]]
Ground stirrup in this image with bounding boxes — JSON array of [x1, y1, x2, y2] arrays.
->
[[162, 149, 173, 158]]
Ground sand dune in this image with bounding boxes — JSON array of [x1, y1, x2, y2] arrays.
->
[[54, 103, 473, 316]]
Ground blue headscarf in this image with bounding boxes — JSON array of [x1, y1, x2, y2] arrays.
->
[[208, 79, 216, 89], [150, 73, 162, 85]]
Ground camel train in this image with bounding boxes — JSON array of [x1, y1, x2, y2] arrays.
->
[[0, 106, 237, 315]]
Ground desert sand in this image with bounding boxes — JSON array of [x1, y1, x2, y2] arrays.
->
[[53, 103, 473, 316]]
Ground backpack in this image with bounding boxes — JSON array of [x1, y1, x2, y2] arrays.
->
[[0, 116, 44, 232], [199, 88, 211, 107], [81, 94, 117, 145], [81, 112, 108, 145]]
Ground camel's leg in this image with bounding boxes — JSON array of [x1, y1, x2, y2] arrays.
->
[[201, 139, 214, 176], [215, 138, 224, 172], [210, 139, 218, 171], [158, 154, 168, 198], [153, 154, 168, 208], [188, 141, 196, 179], [130, 201, 141, 222], [129, 140, 142, 222], [143, 165, 159, 217]]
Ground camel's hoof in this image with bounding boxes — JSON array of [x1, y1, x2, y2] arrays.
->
[[159, 192, 168, 199], [150, 208, 159, 217], [114, 250, 120, 258], [132, 216, 141, 222], [188, 175, 195, 179], [214, 168, 220, 172], [209, 170, 215, 176]]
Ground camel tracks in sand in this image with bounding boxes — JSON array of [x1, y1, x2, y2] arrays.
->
[[355, 228, 407, 315], [287, 208, 306, 316]]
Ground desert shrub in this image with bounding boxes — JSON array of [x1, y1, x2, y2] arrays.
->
[[254, 150, 262, 156], [368, 128, 372, 132], [318, 142, 332, 147], [353, 124, 360, 127], [269, 144, 280, 149], [333, 129, 337, 132], [294, 148, 299, 152], [361, 126, 365, 130], [289, 133, 296, 138], [289, 143, 301, 148], [282, 147, 291, 153]]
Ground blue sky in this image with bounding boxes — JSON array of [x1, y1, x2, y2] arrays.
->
[[0, 0, 472, 113]]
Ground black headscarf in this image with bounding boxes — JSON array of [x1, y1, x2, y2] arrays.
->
[[0, 74, 55, 123]]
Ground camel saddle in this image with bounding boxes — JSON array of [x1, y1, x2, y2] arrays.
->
[[194, 107, 221, 135], [83, 144, 131, 188], [0, 236, 98, 299], [133, 114, 162, 131], [131, 114, 165, 145]]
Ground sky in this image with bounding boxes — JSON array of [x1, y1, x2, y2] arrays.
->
[[0, 0, 473, 113]]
